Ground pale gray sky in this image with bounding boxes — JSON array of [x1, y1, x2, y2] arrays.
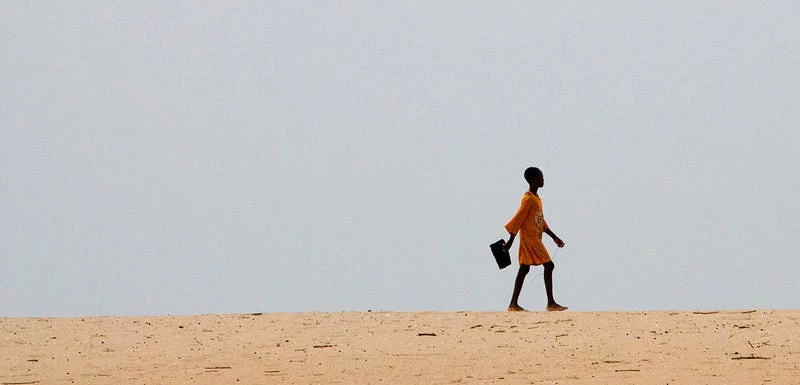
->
[[3, 1, 799, 317]]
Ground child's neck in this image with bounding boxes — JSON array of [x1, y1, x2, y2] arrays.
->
[[528, 185, 539, 196]]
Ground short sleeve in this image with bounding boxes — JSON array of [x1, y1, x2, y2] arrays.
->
[[505, 194, 534, 235]]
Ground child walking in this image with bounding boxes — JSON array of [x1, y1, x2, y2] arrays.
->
[[503, 167, 568, 312]]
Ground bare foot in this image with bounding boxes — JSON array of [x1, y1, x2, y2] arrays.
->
[[507, 305, 527, 312], [546, 304, 568, 312]]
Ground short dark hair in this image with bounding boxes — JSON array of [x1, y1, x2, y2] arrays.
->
[[524, 167, 542, 184]]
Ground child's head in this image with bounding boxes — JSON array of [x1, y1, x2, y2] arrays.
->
[[524, 167, 544, 186]]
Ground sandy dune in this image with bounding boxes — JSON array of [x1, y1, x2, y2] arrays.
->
[[2, 310, 798, 384]]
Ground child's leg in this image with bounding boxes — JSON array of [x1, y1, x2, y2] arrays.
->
[[543, 262, 555, 304], [544, 261, 567, 311], [508, 264, 530, 311]]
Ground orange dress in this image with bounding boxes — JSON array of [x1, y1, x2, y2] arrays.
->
[[505, 191, 551, 266]]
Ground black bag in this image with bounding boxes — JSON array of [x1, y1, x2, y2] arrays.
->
[[489, 239, 511, 269]]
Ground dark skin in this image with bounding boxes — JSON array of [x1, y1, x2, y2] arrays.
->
[[503, 171, 567, 312]]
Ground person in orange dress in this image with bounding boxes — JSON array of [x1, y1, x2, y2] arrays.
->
[[503, 167, 568, 312]]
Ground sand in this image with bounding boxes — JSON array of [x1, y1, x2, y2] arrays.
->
[[1, 310, 798, 384]]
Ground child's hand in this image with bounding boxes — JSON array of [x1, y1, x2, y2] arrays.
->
[[554, 237, 565, 248], [503, 234, 516, 252]]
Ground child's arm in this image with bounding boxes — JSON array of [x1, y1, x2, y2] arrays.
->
[[503, 233, 516, 252], [504, 195, 534, 251], [544, 228, 565, 248]]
